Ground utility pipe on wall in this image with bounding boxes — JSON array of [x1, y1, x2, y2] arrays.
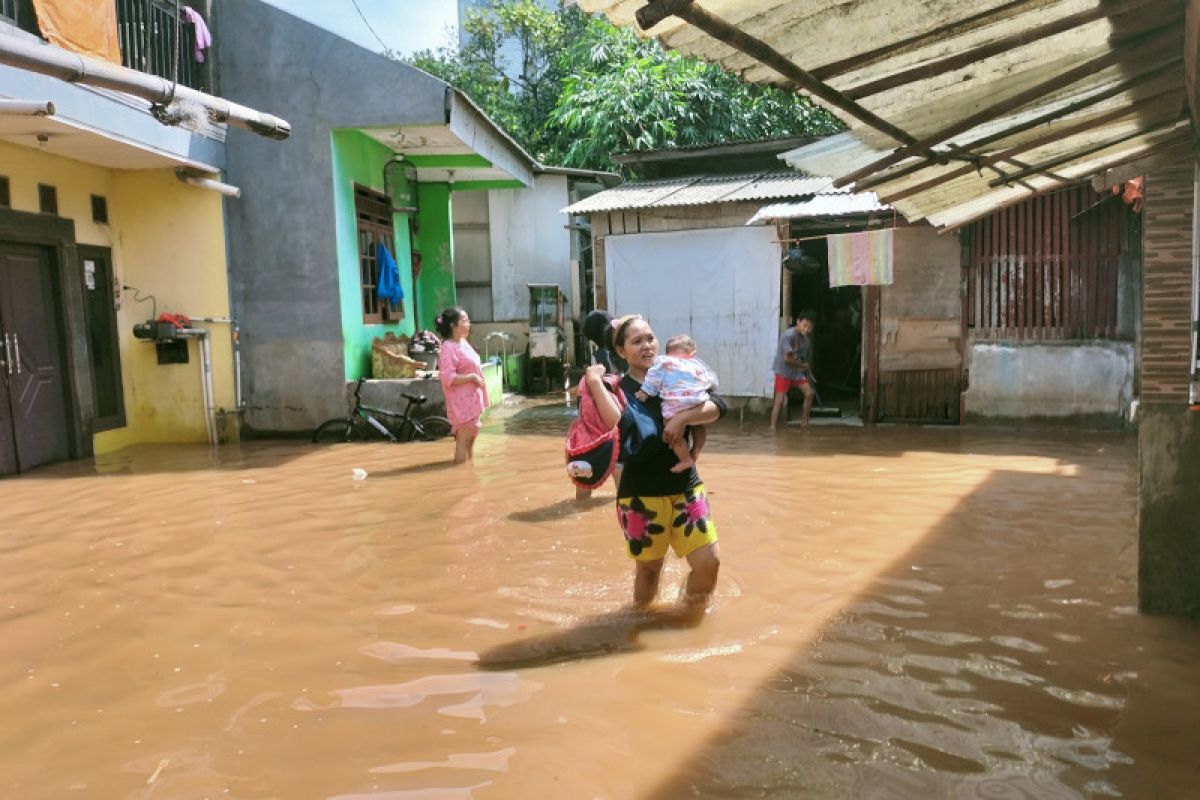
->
[[186, 316, 242, 410], [0, 36, 291, 139], [175, 169, 241, 197], [176, 328, 217, 447], [0, 99, 54, 116]]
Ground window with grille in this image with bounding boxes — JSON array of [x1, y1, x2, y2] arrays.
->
[[354, 184, 401, 324], [963, 185, 1133, 341]]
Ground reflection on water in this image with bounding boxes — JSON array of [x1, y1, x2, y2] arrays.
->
[[2, 404, 1199, 799]]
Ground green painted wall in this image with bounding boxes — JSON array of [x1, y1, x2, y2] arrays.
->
[[330, 130, 417, 380], [414, 182, 456, 329]]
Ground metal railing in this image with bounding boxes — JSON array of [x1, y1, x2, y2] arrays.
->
[[116, 0, 206, 91], [0, 0, 39, 36]]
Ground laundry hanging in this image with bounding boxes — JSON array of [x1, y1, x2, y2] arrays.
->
[[826, 229, 894, 287], [31, 0, 121, 64], [376, 243, 405, 306], [181, 6, 212, 63]]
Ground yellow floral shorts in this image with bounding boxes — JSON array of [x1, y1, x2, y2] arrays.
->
[[616, 483, 718, 561]]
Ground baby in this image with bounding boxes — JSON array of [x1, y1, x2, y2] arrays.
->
[[635, 334, 718, 472]]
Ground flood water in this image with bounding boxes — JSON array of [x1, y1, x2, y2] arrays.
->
[[3, 400, 1199, 799]]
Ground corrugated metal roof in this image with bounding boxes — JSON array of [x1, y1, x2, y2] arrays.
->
[[746, 193, 889, 224], [561, 171, 851, 214], [578, 0, 1191, 229]]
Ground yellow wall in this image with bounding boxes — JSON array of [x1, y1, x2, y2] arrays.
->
[[0, 141, 235, 454]]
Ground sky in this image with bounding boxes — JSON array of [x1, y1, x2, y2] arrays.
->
[[259, 0, 460, 57]]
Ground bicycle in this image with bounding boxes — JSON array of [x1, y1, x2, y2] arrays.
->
[[312, 378, 453, 443]]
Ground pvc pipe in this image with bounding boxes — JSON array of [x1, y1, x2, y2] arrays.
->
[[185, 317, 243, 411], [0, 99, 54, 116], [0, 36, 290, 139], [175, 169, 241, 197], [176, 328, 217, 447]]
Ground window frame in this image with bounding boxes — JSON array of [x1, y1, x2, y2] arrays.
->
[[353, 184, 401, 325]]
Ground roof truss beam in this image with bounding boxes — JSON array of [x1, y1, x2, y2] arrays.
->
[[833, 21, 1182, 188], [843, 0, 1158, 101]]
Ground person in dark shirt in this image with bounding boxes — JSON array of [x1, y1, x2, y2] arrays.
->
[[584, 314, 725, 609], [769, 313, 816, 431]]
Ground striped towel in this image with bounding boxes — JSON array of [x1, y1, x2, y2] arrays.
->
[[827, 229, 894, 286]]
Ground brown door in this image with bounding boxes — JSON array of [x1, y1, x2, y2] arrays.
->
[[0, 244, 71, 474]]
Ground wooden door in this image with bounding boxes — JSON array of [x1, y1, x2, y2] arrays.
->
[[0, 244, 71, 473]]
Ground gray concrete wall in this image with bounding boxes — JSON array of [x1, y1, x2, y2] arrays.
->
[[1138, 406, 1200, 616], [964, 341, 1134, 426], [215, 0, 449, 435]]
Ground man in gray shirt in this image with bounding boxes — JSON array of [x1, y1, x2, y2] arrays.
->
[[770, 313, 816, 430]]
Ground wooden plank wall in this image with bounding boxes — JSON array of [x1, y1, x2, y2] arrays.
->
[[589, 202, 766, 309], [877, 227, 964, 422], [1141, 165, 1196, 404]]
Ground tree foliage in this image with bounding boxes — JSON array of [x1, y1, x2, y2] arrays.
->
[[408, 1, 842, 173]]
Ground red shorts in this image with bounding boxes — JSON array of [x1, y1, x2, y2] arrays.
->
[[774, 374, 809, 394]]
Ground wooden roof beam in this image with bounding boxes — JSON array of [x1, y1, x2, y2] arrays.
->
[[986, 114, 1191, 187], [811, 0, 1051, 82], [880, 90, 1184, 203], [855, 58, 1182, 192], [634, 0, 923, 150], [939, 130, 1195, 232], [844, 0, 1165, 100], [832, 22, 1182, 189]]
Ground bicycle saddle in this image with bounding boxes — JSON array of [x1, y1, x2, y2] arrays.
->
[[402, 393, 427, 405]]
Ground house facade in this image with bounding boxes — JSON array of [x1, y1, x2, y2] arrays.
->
[[0, 0, 286, 476], [215, 0, 615, 434]]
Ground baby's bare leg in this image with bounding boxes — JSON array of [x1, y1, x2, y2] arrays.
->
[[690, 425, 707, 463]]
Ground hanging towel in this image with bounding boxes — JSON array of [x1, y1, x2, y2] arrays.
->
[[826, 229, 894, 287], [31, 0, 121, 64], [376, 243, 405, 306], [182, 6, 213, 63]]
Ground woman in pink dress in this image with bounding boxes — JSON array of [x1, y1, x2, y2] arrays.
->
[[436, 306, 489, 464]]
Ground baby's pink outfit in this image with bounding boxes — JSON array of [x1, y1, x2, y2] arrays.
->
[[439, 339, 489, 432]]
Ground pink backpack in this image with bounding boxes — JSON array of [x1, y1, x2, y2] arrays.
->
[[565, 375, 625, 489]]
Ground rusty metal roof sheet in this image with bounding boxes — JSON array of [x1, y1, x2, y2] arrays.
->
[[562, 171, 848, 214], [578, 0, 1191, 229]]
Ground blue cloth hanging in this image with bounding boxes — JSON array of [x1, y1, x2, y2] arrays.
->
[[376, 243, 405, 305]]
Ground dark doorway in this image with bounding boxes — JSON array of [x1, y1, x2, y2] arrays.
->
[[0, 242, 72, 475], [79, 246, 125, 431], [785, 237, 862, 412]]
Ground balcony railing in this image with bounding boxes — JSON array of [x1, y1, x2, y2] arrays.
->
[[1, 0, 208, 91], [0, 0, 39, 36], [117, 0, 207, 91]]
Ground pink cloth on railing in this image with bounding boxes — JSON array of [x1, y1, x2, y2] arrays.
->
[[182, 6, 212, 63]]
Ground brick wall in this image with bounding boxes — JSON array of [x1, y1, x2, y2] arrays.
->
[[1141, 166, 1196, 403]]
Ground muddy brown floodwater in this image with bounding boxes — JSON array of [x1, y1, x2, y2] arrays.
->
[[2, 401, 1199, 799]]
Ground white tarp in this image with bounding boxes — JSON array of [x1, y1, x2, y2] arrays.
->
[[606, 226, 780, 397]]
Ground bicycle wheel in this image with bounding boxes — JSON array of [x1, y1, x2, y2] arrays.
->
[[312, 418, 365, 443], [410, 415, 453, 441]]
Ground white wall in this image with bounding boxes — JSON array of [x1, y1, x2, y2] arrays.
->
[[488, 174, 572, 322], [605, 226, 781, 397]]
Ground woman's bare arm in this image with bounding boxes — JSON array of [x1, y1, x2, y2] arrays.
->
[[584, 364, 622, 429]]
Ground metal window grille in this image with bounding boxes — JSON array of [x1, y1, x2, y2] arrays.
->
[[963, 185, 1132, 341], [115, 0, 205, 91]]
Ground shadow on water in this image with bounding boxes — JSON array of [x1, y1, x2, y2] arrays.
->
[[476, 603, 707, 671], [367, 459, 459, 479], [508, 494, 612, 522], [639, 447, 1200, 799]]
